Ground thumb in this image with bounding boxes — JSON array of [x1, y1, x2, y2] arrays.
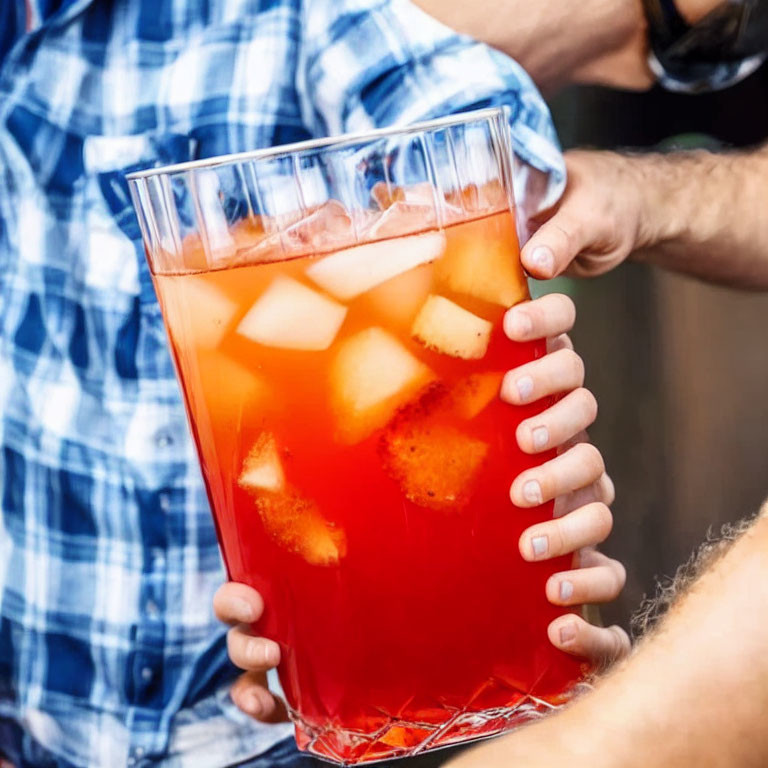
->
[[522, 211, 587, 280]]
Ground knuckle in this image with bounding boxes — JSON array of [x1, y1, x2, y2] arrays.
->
[[554, 223, 577, 255], [577, 442, 605, 477], [564, 349, 585, 383], [609, 625, 631, 657], [611, 558, 627, 592], [592, 502, 614, 537], [600, 473, 616, 505], [575, 387, 598, 423]]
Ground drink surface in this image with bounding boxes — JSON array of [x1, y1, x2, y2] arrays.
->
[[153, 209, 586, 763]]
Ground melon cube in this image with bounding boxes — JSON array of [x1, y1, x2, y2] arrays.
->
[[305, 232, 445, 301], [195, 350, 272, 429], [362, 262, 434, 328], [412, 295, 492, 360], [237, 277, 347, 351], [160, 275, 238, 350], [255, 489, 347, 566], [434, 231, 528, 308], [449, 372, 504, 420], [381, 422, 488, 511], [238, 433, 285, 493], [330, 327, 434, 443]]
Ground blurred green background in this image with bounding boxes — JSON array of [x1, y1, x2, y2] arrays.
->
[[542, 62, 768, 631]]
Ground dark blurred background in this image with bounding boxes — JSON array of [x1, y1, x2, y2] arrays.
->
[[546, 62, 768, 631]]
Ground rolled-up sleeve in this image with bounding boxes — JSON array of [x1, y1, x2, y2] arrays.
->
[[299, 0, 566, 221]]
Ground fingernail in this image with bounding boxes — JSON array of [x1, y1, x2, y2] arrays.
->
[[559, 580, 574, 602], [559, 622, 577, 645], [530, 245, 554, 276], [531, 535, 548, 558], [516, 375, 534, 402], [506, 308, 533, 338], [532, 426, 549, 450], [233, 598, 256, 623], [522, 480, 542, 504]]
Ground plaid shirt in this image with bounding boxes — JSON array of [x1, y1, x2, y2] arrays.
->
[[0, 1, 565, 766]]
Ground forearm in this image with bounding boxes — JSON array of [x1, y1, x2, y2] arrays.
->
[[411, 0, 645, 91], [632, 145, 768, 289], [450, 511, 768, 767]]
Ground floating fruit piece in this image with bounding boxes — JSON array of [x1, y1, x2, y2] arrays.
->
[[412, 295, 492, 360], [306, 232, 445, 301], [237, 276, 347, 351], [433, 217, 528, 307], [238, 433, 285, 493], [255, 488, 347, 566], [330, 327, 434, 444], [381, 422, 489, 511]]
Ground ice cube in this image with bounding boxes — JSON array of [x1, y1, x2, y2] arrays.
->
[[255, 488, 347, 566], [232, 201, 355, 264], [195, 350, 272, 428], [237, 276, 347, 351], [306, 231, 445, 301], [160, 275, 238, 350], [361, 262, 434, 328], [282, 200, 355, 254], [412, 295, 492, 360], [238, 433, 285, 493], [434, 227, 528, 308], [381, 422, 489, 511], [364, 202, 438, 240], [449, 372, 503, 420], [330, 327, 434, 443]]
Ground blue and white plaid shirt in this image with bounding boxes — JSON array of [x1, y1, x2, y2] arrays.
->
[[0, 1, 564, 766]]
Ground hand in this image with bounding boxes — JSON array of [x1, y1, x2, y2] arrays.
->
[[213, 583, 287, 722], [502, 293, 630, 664], [521, 151, 648, 282]]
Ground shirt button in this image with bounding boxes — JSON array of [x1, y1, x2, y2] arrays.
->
[[141, 667, 154, 683], [146, 600, 160, 619], [151, 548, 167, 569], [155, 431, 174, 448]]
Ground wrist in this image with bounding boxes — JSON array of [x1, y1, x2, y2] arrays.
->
[[626, 151, 715, 259]]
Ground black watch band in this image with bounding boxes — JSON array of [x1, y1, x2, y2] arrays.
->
[[642, 0, 768, 91], [644, 0, 690, 48]]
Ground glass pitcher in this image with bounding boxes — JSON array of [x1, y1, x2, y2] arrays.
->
[[128, 108, 586, 765]]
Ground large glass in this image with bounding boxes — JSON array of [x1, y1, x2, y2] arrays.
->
[[128, 109, 587, 764]]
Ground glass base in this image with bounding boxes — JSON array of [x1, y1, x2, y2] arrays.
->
[[291, 695, 564, 765]]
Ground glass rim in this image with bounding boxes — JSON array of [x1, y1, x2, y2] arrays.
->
[[125, 107, 506, 182]]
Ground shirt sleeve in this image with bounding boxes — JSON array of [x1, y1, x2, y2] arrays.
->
[[298, 0, 565, 222]]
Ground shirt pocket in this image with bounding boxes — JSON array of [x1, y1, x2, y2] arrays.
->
[[82, 132, 196, 306], [80, 133, 197, 384]]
